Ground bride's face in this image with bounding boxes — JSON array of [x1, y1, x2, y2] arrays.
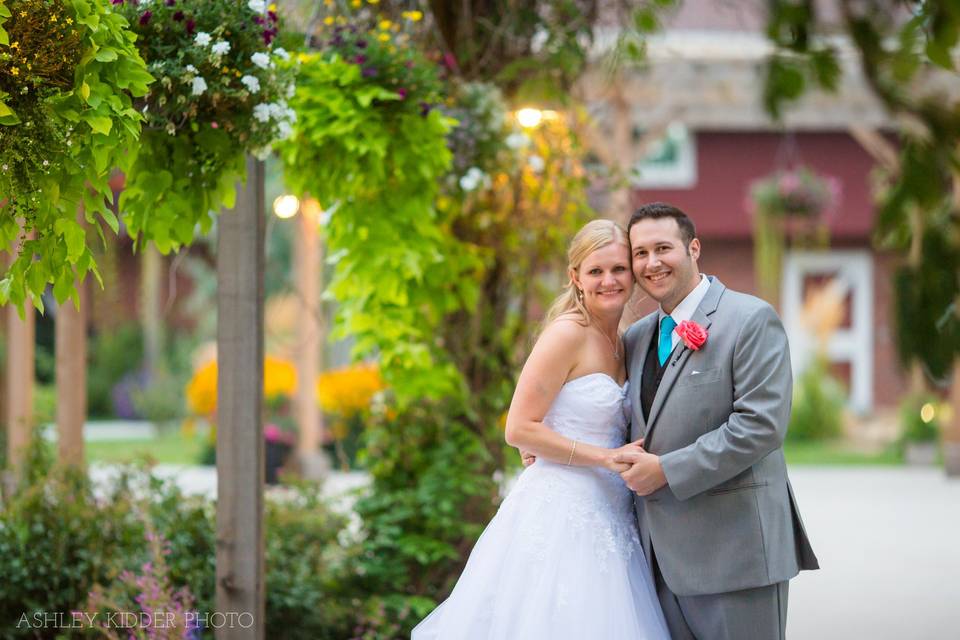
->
[[573, 242, 633, 316]]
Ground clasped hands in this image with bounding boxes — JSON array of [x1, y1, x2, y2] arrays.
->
[[520, 439, 667, 496]]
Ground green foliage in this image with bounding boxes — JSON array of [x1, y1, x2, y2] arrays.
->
[[0, 438, 145, 639], [281, 51, 478, 403], [788, 358, 845, 442], [117, 0, 296, 253], [263, 483, 357, 639], [87, 323, 144, 418], [0, 434, 364, 639], [898, 393, 941, 445], [0, 0, 152, 313], [893, 225, 960, 383]]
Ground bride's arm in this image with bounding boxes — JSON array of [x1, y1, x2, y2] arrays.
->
[[504, 320, 634, 472]]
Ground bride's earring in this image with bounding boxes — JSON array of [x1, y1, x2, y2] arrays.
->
[[577, 288, 584, 302]]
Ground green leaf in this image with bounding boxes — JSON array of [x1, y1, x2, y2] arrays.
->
[[85, 115, 113, 135], [926, 40, 954, 70], [94, 48, 118, 62]]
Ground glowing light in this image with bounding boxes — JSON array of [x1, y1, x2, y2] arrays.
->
[[273, 194, 299, 219], [919, 403, 935, 424], [516, 108, 543, 128]]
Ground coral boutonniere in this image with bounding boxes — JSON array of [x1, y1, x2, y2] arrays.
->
[[675, 320, 708, 351]]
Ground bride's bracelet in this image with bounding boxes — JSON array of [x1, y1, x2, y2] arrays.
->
[[566, 440, 578, 466]]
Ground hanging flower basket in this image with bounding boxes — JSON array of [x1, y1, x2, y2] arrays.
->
[[115, 0, 296, 253], [0, 0, 152, 311], [749, 166, 841, 220]]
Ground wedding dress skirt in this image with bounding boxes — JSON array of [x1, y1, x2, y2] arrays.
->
[[412, 373, 670, 640]]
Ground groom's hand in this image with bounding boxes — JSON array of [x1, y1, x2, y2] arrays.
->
[[614, 449, 667, 496]]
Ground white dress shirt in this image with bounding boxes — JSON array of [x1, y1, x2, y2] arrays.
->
[[657, 273, 710, 354]]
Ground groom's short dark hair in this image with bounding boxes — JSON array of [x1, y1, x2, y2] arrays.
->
[[627, 202, 697, 248]]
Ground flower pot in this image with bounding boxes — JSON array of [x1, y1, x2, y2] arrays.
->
[[265, 440, 293, 484], [904, 441, 938, 466]]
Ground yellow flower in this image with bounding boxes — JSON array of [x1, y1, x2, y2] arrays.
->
[[351, 0, 361, 7], [185, 356, 298, 416], [50, 14, 58, 22], [377, 32, 390, 42], [222, 67, 229, 74], [235, 70, 242, 77], [379, 19, 392, 30], [368, 0, 379, 4], [324, 0, 333, 5], [268, 3, 277, 11], [324, 16, 334, 25], [66, 17, 73, 24], [316, 363, 385, 416], [402, 10, 423, 21], [11, 68, 19, 76], [10, 41, 19, 50]]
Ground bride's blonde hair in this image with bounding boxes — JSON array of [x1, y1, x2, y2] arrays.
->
[[543, 219, 630, 327]]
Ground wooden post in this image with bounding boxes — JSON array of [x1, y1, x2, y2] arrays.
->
[[139, 245, 164, 376], [216, 156, 265, 638], [55, 280, 87, 467], [294, 200, 326, 478], [5, 299, 34, 473]]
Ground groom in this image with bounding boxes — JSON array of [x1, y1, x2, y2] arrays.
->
[[614, 202, 818, 640]]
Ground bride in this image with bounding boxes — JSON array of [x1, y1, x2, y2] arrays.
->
[[412, 219, 670, 639]]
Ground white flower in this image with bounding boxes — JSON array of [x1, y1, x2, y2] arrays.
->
[[211, 41, 231, 56], [253, 104, 271, 123], [505, 132, 530, 149], [194, 32, 212, 47], [251, 52, 271, 69], [185, 64, 197, 73], [276, 120, 293, 140], [527, 155, 545, 173], [192, 76, 208, 96], [240, 75, 260, 93], [273, 47, 290, 61], [285, 83, 296, 99], [459, 167, 487, 192], [248, 0, 266, 12]]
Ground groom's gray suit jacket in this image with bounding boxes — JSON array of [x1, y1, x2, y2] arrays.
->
[[624, 276, 819, 597]]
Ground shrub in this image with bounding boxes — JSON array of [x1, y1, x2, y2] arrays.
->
[[788, 359, 845, 441], [899, 394, 941, 445], [87, 324, 144, 418]]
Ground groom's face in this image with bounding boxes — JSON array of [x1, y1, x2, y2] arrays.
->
[[629, 217, 701, 311]]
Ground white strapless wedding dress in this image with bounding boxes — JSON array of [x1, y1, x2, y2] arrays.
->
[[411, 373, 670, 639]]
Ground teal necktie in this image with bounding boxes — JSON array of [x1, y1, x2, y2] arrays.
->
[[658, 316, 677, 366]]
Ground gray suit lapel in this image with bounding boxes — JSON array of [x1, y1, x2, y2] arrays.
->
[[630, 315, 657, 438], [645, 277, 725, 441]]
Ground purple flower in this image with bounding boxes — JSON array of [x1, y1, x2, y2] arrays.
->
[[262, 28, 276, 45], [362, 66, 377, 78], [139, 10, 152, 25], [185, 18, 196, 34], [420, 101, 432, 117], [165, 0, 175, 5], [331, 35, 344, 47], [111, 0, 123, 4], [353, 54, 367, 65], [254, 15, 265, 25], [397, 87, 408, 99], [268, 10, 277, 22], [172, 9, 184, 21], [356, 39, 367, 49]]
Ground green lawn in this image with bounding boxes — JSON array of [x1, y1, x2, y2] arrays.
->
[[85, 428, 208, 465], [783, 439, 903, 466]]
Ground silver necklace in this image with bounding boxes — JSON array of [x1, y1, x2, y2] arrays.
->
[[600, 327, 622, 361]]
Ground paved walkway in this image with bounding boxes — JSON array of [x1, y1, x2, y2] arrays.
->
[[87, 463, 959, 638], [787, 466, 960, 639]]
